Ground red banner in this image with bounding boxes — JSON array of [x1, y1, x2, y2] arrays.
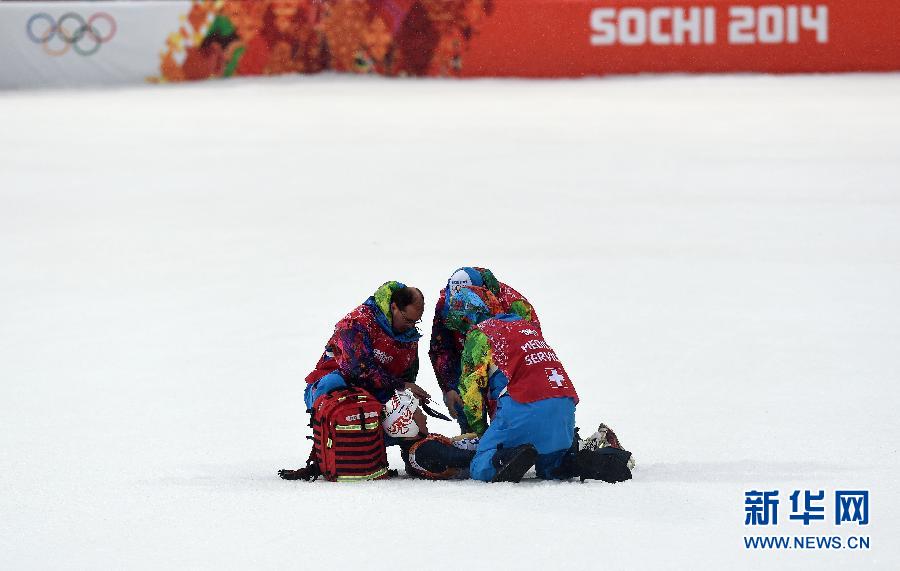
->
[[148, 1, 900, 83], [462, 1, 900, 76], [3, 1, 899, 89]]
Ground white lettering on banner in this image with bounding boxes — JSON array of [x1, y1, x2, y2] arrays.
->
[[590, 5, 828, 47], [590, 7, 715, 46], [729, 5, 828, 44], [801, 5, 829, 43], [786, 6, 799, 43], [729, 6, 755, 44]]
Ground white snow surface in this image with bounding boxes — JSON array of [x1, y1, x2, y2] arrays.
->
[[1, 74, 899, 569]]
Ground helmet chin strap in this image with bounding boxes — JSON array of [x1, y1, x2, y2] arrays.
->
[[420, 401, 452, 421]]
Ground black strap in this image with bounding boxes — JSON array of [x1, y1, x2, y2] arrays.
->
[[358, 406, 367, 432], [421, 402, 452, 421], [303, 448, 321, 482]]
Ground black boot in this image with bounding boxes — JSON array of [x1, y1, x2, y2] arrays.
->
[[552, 432, 582, 480], [575, 447, 633, 483], [491, 444, 538, 483]]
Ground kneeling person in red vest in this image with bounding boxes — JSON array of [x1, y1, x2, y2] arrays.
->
[[445, 286, 632, 483], [429, 266, 540, 433]]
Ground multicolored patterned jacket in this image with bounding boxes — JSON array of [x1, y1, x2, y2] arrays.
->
[[428, 267, 539, 393], [305, 281, 420, 400]]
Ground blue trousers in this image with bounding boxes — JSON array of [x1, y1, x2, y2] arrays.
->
[[469, 395, 576, 481], [304, 371, 349, 410]]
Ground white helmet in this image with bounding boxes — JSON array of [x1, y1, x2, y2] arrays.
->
[[382, 389, 420, 438]]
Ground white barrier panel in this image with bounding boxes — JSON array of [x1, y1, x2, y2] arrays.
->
[[0, 1, 189, 89]]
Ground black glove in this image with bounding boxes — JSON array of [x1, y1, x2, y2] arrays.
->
[[278, 464, 320, 481]]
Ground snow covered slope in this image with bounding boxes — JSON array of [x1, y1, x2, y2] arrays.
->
[[1, 74, 898, 569]]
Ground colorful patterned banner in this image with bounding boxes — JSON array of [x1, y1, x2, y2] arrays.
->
[[154, 0, 494, 82], [151, 0, 900, 81], [2, 0, 899, 89]]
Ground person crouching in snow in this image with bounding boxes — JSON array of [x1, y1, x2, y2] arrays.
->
[[429, 267, 539, 433], [444, 286, 633, 483], [303, 281, 429, 406], [279, 282, 430, 481]]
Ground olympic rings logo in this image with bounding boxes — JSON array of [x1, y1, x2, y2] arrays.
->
[[26, 12, 117, 57]]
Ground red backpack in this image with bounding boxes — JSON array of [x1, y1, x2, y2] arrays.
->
[[308, 388, 390, 482]]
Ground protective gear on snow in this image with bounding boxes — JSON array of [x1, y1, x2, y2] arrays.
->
[[382, 389, 421, 438]]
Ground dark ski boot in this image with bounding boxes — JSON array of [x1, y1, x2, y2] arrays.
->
[[490, 444, 538, 483], [575, 447, 633, 483], [551, 432, 582, 480]]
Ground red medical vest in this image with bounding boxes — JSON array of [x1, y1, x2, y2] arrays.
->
[[476, 318, 579, 404]]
